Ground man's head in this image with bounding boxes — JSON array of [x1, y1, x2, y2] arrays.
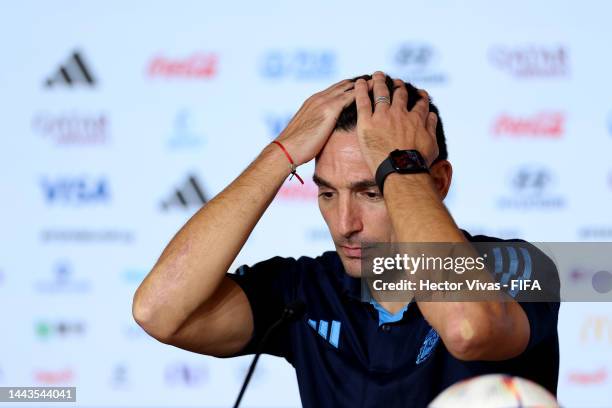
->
[[314, 74, 452, 277]]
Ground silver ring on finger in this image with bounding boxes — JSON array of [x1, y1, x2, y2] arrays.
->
[[374, 96, 391, 106]]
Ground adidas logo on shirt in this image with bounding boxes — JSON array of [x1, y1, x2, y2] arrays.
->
[[308, 319, 341, 348], [44, 50, 96, 88]]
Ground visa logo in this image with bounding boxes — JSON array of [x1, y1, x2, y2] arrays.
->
[[41, 177, 110, 204]]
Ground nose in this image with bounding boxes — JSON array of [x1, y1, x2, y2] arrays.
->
[[337, 194, 363, 240]]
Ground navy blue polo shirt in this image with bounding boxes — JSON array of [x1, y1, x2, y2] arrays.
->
[[225, 230, 559, 407]]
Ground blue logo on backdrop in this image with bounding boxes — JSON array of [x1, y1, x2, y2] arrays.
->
[[41, 176, 110, 205], [167, 109, 206, 149], [496, 165, 565, 210], [388, 43, 448, 85], [264, 114, 293, 138], [416, 327, 440, 364], [34, 260, 91, 293], [109, 363, 130, 389], [260, 50, 336, 80], [308, 319, 341, 348], [121, 268, 148, 285], [164, 363, 208, 387]]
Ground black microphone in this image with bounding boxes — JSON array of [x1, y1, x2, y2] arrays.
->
[[233, 300, 306, 408]]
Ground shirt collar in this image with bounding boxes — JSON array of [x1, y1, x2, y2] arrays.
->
[[369, 297, 410, 326]]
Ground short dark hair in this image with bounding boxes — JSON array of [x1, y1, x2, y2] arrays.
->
[[334, 74, 448, 163]]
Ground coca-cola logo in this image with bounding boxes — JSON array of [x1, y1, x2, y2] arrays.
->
[[33, 368, 75, 384], [147, 52, 218, 79], [568, 368, 608, 385], [491, 112, 565, 138]]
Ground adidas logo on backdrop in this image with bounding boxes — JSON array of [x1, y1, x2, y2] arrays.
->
[[44, 50, 96, 88], [161, 174, 208, 210]]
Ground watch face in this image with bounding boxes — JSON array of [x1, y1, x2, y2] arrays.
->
[[390, 150, 419, 170]]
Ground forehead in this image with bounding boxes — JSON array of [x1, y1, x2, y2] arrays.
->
[[315, 129, 373, 185]]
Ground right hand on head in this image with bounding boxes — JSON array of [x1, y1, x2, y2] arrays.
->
[[273, 79, 358, 166]]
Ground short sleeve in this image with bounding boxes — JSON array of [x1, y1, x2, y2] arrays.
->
[[221, 256, 301, 359], [519, 301, 559, 353], [468, 232, 561, 354], [514, 242, 560, 353]]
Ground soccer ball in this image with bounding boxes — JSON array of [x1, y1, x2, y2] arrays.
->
[[429, 374, 559, 408]]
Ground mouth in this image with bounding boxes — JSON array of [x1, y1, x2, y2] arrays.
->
[[340, 245, 362, 258]]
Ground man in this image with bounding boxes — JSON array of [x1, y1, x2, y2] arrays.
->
[[132, 72, 559, 407]]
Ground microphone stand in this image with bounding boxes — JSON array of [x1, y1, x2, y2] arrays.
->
[[233, 301, 305, 408]]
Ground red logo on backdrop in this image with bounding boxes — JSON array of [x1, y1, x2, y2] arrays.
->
[[277, 179, 318, 201], [147, 53, 218, 78], [491, 112, 565, 138], [488, 45, 569, 78], [34, 368, 75, 384], [568, 368, 608, 385]]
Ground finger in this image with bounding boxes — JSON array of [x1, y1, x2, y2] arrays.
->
[[372, 71, 390, 112], [412, 89, 430, 122], [426, 112, 438, 138], [392, 79, 408, 111], [335, 87, 357, 109], [427, 112, 439, 162], [321, 78, 353, 95], [354, 78, 372, 121]]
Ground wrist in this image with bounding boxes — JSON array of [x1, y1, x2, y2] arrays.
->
[[367, 152, 388, 175], [386, 171, 432, 186], [374, 149, 430, 195], [266, 140, 305, 184]]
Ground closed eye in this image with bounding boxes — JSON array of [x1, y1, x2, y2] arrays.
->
[[362, 191, 382, 200]]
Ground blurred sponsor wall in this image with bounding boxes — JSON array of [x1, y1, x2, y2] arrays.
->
[[1, 1, 611, 407]]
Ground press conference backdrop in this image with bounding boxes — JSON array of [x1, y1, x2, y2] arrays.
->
[[1, 1, 611, 407]]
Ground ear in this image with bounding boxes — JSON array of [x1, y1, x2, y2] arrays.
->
[[429, 160, 453, 200]]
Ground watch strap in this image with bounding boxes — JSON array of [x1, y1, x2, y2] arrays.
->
[[375, 157, 396, 195], [375, 150, 429, 195]]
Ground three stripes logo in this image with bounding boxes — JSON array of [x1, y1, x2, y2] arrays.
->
[[161, 174, 207, 210], [308, 319, 341, 348], [490, 246, 533, 298], [44, 50, 96, 88]]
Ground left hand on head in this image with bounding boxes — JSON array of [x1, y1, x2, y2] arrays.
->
[[354, 71, 439, 173]]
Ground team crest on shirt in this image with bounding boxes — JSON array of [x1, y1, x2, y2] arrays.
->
[[307, 318, 341, 348], [416, 327, 440, 364]]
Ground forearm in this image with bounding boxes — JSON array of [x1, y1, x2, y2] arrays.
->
[[133, 143, 290, 338], [383, 172, 463, 243], [383, 173, 526, 360]]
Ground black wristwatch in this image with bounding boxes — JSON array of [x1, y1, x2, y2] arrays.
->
[[375, 149, 429, 195]]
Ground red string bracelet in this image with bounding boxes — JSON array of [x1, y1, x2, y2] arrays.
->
[[271, 140, 304, 184]]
